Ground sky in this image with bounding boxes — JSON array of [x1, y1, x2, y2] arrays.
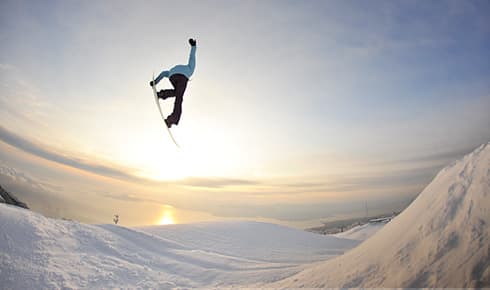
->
[[0, 0, 489, 228]]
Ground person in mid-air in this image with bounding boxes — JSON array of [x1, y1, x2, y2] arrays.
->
[[150, 38, 197, 128]]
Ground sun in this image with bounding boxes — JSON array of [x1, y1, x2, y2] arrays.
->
[[159, 214, 174, 225], [158, 207, 176, 225]]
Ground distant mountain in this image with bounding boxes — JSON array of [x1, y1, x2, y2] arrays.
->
[[270, 142, 490, 288], [0, 185, 28, 209]]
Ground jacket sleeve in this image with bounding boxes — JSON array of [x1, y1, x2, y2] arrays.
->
[[155, 70, 170, 84], [187, 46, 196, 75]]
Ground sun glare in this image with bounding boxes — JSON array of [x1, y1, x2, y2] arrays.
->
[[126, 115, 251, 182], [158, 206, 176, 225]]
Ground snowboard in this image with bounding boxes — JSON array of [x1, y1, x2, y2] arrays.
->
[[151, 74, 179, 147]]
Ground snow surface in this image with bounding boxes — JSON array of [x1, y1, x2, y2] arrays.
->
[[332, 222, 386, 241], [1, 142, 489, 288], [268, 142, 490, 288], [0, 205, 356, 289]]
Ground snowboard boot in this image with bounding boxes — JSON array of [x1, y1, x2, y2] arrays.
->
[[157, 89, 174, 100]]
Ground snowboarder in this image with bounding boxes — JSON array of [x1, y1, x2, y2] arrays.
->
[[149, 38, 197, 128]]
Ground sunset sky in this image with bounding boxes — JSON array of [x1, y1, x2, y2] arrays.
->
[[1, 0, 489, 228]]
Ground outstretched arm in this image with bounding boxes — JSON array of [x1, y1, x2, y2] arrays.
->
[[187, 46, 196, 73], [187, 38, 197, 74], [155, 70, 170, 85]]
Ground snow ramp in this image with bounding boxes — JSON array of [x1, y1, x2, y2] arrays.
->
[[269, 143, 490, 288]]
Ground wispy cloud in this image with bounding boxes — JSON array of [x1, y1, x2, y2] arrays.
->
[[178, 177, 261, 189], [0, 122, 464, 200], [0, 160, 60, 194], [0, 162, 96, 221], [0, 125, 143, 183], [377, 147, 473, 166], [99, 192, 167, 205], [100, 192, 149, 203], [0, 125, 267, 191], [0, 64, 58, 137]]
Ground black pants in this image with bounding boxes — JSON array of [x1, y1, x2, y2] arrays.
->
[[158, 74, 188, 125]]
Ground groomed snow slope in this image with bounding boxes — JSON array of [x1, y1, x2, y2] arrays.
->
[[138, 221, 356, 263], [0, 206, 357, 289], [268, 143, 490, 288]]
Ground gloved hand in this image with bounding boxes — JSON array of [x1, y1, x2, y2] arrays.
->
[[149, 80, 154, 87], [189, 38, 196, 47]]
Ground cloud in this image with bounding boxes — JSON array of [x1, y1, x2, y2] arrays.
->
[[0, 125, 143, 183], [0, 125, 264, 193], [0, 66, 36, 123], [379, 147, 472, 166], [99, 192, 165, 205], [100, 192, 148, 203], [0, 162, 93, 221], [178, 177, 261, 188], [0, 161, 60, 194]]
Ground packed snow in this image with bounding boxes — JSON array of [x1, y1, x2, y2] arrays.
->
[[0, 205, 357, 289], [268, 142, 490, 288], [1, 142, 489, 288]]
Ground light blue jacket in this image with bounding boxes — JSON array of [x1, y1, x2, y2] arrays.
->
[[155, 46, 196, 84]]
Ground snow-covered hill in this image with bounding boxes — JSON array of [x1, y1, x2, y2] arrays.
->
[[0, 205, 356, 289], [139, 221, 357, 263], [268, 143, 490, 288]]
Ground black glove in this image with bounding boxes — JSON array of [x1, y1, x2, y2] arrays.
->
[[149, 80, 154, 87], [189, 38, 196, 47]]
